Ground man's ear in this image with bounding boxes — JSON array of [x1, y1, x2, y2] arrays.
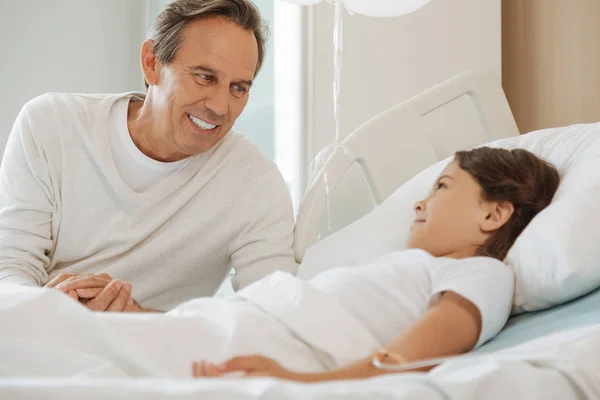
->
[[480, 201, 514, 233], [141, 40, 160, 87]]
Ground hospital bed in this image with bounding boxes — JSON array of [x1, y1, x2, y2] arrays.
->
[[1, 70, 599, 399], [292, 68, 600, 396]]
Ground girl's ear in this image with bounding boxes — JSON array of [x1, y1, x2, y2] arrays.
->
[[480, 201, 514, 233]]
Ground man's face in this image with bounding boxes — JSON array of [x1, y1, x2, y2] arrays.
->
[[146, 17, 258, 160]]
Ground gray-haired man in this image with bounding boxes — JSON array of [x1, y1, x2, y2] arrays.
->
[[0, 0, 297, 311]]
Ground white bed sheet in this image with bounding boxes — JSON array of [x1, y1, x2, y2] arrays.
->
[[1, 315, 598, 399], [1, 325, 598, 399]]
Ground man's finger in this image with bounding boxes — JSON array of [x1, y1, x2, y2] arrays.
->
[[86, 280, 123, 312], [106, 286, 131, 312], [56, 276, 111, 293], [75, 288, 103, 299], [122, 282, 132, 293], [44, 273, 80, 288], [67, 290, 79, 301]]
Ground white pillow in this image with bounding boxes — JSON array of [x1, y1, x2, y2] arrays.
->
[[298, 123, 600, 314]]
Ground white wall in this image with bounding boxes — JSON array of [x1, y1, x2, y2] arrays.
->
[[0, 0, 147, 159], [308, 0, 501, 161]]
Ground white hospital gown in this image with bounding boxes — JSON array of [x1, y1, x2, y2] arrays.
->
[[308, 249, 514, 348], [234, 249, 514, 369]]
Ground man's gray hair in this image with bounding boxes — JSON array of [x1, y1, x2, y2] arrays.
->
[[147, 0, 268, 79]]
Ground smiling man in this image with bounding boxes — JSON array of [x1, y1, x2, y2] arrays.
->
[[0, 0, 297, 312]]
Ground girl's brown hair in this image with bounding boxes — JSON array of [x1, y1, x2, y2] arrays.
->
[[455, 147, 560, 260]]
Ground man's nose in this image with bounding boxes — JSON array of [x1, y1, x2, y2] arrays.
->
[[205, 86, 229, 116]]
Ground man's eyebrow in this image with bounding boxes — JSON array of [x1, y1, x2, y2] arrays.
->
[[233, 79, 253, 87], [188, 65, 218, 74], [188, 65, 253, 86]]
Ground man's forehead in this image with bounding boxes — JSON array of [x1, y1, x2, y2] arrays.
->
[[177, 17, 258, 78]]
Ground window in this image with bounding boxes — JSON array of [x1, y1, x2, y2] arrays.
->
[[219, 1, 309, 297]]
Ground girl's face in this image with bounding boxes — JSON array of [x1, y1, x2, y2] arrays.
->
[[406, 161, 513, 258]]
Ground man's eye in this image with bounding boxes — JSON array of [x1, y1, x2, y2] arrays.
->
[[230, 84, 248, 98], [232, 84, 248, 94], [196, 74, 214, 82]]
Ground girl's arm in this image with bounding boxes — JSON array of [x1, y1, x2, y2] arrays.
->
[[296, 291, 481, 382], [194, 291, 482, 382]]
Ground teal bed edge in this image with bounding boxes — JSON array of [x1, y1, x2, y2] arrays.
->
[[477, 287, 600, 353]]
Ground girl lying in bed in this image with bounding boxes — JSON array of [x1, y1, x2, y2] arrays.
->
[[49, 146, 559, 381], [191, 146, 560, 381]]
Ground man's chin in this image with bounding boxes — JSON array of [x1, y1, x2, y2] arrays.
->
[[180, 138, 221, 156]]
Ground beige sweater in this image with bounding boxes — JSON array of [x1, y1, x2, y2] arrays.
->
[[0, 93, 297, 310]]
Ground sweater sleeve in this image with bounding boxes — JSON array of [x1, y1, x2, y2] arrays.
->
[[0, 99, 55, 286], [229, 166, 298, 291]]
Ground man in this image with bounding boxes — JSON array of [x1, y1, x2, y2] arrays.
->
[[0, 0, 297, 312]]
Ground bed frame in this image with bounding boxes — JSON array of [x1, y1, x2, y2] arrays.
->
[[294, 70, 520, 262]]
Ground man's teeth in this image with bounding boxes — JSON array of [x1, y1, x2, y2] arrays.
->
[[189, 114, 217, 130]]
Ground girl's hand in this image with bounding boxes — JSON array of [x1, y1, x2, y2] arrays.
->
[[192, 355, 302, 381]]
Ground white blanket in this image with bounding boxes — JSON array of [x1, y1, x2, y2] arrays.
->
[[1, 326, 599, 399], [0, 280, 379, 379], [1, 284, 599, 399]]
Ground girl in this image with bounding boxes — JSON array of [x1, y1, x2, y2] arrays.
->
[[192, 146, 560, 381]]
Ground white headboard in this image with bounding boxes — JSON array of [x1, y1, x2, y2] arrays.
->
[[294, 70, 520, 262]]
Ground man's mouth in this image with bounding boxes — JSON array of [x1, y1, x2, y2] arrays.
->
[[188, 114, 218, 131]]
